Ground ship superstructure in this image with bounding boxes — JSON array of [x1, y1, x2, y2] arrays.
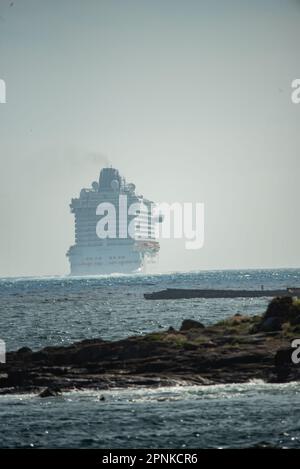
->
[[67, 168, 161, 275]]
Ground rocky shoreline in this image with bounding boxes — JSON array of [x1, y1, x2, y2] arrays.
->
[[1, 297, 300, 396]]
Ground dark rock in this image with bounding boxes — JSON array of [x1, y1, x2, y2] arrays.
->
[[180, 319, 205, 331], [258, 317, 282, 332], [274, 348, 293, 368], [274, 348, 293, 381], [39, 387, 62, 398], [264, 296, 294, 322], [16, 347, 32, 355], [31, 351, 49, 363], [290, 315, 300, 326], [183, 342, 198, 351], [99, 395, 106, 401], [252, 296, 300, 333], [7, 369, 29, 386]]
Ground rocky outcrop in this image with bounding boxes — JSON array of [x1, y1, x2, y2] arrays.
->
[[39, 387, 62, 398], [180, 319, 205, 331], [252, 296, 300, 333], [0, 297, 300, 395]]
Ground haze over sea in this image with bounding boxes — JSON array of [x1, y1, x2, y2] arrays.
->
[[0, 268, 300, 448]]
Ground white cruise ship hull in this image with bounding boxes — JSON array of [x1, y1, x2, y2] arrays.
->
[[68, 244, 143, 276]]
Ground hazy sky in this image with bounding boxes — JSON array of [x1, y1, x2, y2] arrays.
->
[[0, 0, 299, 277]]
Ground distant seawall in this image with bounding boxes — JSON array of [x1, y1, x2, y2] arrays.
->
[[144, 288, 300, 300]]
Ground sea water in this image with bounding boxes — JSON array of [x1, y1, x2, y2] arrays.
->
[[0, 269, 299, 448]]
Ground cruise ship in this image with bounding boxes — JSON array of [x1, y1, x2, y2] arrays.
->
[[67, 167, 161, 275]]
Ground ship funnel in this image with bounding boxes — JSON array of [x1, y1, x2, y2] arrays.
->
[[98, 167, 121, 191]]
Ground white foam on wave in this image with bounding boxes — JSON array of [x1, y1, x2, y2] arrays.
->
[[0, 379, 299, 406], [62, 380, 300, 403]]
